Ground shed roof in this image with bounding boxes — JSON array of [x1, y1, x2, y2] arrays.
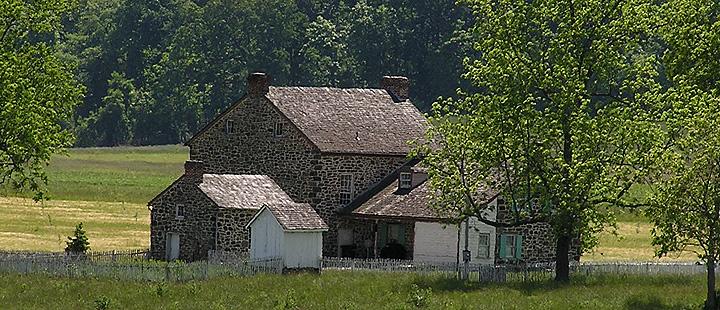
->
[[198, 174, 292, 209], [248, 202, 329, 231]]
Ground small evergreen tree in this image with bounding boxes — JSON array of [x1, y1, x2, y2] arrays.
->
[[65, 222, 90, 253]]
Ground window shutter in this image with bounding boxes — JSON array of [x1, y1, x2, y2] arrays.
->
[[514, 235, 523, 259], [498, 234, 507, 258], [378, 223, 387, 249]]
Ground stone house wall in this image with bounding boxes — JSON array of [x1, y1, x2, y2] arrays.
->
[[494, 201, 581, 265], [188, 94, 407, 256], [216, 208, 257, 252], [149, 176, 218, 261]]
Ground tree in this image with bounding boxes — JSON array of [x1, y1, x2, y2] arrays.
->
[[65, 222, 91, 253], [646, 1, 720, 308], [418, 0, 660, 282], [1, 0, 84, 199]]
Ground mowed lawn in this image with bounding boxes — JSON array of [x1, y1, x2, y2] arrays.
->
[[0, 145, 698, 261], [0, 272, 706, 309]]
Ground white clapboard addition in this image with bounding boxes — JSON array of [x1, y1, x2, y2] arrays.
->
[[413, 222, 459, 263], [247, 203, 328, 269], [413, 198, 499, 264]]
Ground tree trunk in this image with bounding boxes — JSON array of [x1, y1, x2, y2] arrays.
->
[[555, 233, 571, 282], [707, 257, 717, 310]]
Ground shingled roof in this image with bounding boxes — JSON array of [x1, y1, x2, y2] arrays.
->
[[198, 174, 293, 209], [348, 163, 501, 222], [251, 202, 329, 231], [266, 86, 427, 155]]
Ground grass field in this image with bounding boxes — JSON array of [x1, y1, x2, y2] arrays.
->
[[0, 145, 188, 204], [0, 272, 705, 309], [0, 145, 698, 261]]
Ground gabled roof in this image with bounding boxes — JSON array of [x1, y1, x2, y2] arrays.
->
[[247, 202, 329, 231], [185, 86, 428, 156], [198, 174, 292, 209], [266, 87, 427, 155]]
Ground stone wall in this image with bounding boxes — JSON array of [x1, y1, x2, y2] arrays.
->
[[188, 95, 320, 204], [216, 208, 257, 252], [315, 155, 406, 255], [149, 176, 218, 261], [494, 200, 581, 265]]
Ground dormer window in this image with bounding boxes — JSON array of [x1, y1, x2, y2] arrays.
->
[[225, 120, 235, 134], [273, 121, 285, 137], [399, 172, 412, 189]]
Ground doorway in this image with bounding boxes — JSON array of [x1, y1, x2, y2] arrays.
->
[[166, 233, 180, 260]]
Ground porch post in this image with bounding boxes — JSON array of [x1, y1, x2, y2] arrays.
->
[[373, 220, 379, 258]]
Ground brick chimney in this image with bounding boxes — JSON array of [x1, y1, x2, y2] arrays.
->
[[381, 76, 410, 102], [184, 160, 204, 184], [247, 72, 270, 96]]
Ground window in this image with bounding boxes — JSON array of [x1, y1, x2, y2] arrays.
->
[[175, 205, 185, 220], [477, 233, 490, 258], [273, 121, 285, 137], [499, 234, 522, 259], [339, 174, 354, 205], [388, 224, 402, 243], [225, 120, 235, 134], [399, 172, 412, 189]]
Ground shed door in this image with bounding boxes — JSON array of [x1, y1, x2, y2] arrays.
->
[[166, 233, 180, 260]]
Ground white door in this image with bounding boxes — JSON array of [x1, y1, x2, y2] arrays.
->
[[166, 233, 180, 260]]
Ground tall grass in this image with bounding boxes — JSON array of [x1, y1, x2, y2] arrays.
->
[[0, 271, 705, 309]]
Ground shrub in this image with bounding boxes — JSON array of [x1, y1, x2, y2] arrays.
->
[[94, 296, 111, 310], [407, 284, 432, 308], [65, 222, 90, 254]]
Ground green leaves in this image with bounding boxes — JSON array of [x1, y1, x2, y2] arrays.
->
[[421, 0, 663, 258], [1, 0, 83, 199]]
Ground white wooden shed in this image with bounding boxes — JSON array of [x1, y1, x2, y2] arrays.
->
[[246, 202, 328, 269]]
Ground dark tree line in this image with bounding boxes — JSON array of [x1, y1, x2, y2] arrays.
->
[[59, 0, 473, 146]]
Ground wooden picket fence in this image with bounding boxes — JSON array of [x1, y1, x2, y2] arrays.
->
[[321, 257, 712, 283], [0, 249, 282, 282]]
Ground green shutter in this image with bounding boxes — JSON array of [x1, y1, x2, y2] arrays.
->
[[498, 234, 507, 258], [398, 224, 406, 246], [515, 235, 523, 259], [378, 223, 387, 249]]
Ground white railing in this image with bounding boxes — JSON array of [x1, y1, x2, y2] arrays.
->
[[0, 249, 282, 282], [321, 257, 713, 283]]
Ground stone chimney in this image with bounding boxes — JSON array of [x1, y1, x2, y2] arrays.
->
[[184, 160, 204, 184], [381, 76, 410, 102], [247, 72, 270, 96]]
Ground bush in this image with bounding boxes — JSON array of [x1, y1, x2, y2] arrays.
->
[[407, 284, 432, 308], [94, 296, 111, 310], [65, 222, 90, 254]]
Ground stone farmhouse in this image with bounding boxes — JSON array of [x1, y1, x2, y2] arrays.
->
[[148, 72, 576, 265]]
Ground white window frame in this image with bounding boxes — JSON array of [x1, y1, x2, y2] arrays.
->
[[477, 232, 490, 259], [399, 172, 412, 189], [273, 121, 285, 137], [175, 204, 185, 220], [225, 119, 235, 134], [339, 174, 354, 206]]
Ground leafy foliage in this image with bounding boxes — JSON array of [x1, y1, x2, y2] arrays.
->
[[62, 0, 472, 146], [65, 222, 90, 253], [1, 0, 84, 198], [417, 0, 662, 281], [645, 1, 720, 308]]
